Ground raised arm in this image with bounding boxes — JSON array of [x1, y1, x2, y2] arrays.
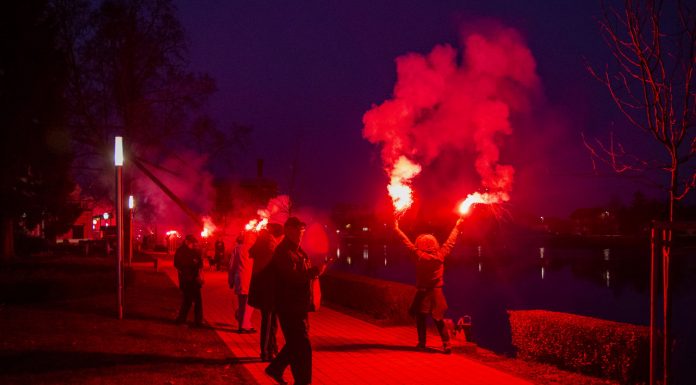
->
[[437, 218, 463, 258], [394, 220, 417, 253]]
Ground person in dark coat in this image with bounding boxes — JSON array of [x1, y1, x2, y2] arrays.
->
[[214, 238, 225, 271], [174, 234, 204, 327], [394, 217, 463, 354], [248, 223, 284, 362], [264, 217, 326, 385]]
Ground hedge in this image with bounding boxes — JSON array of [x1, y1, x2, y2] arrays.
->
[[320, 270, 415, 324], [508, 310, 650, 384]]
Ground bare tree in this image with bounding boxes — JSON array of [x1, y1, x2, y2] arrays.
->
[[586, 0, 695, 222], [55, 0, 246, 200], [587, 2, 695, 382]]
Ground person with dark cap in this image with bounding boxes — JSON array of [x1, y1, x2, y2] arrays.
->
[[174, 234, 204, 327], [248, 222, 284, 362], [264, 217, 326, 385], [394, 217, 464, 354]]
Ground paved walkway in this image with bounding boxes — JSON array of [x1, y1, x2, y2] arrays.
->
[[160, 261, 534, 385]]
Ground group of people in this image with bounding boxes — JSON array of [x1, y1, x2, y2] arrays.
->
[[174, 214, 467, 385]]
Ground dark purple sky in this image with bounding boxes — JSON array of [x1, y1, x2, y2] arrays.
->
[[174, 0, 663, 218]]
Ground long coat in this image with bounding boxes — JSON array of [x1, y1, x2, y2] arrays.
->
[[247, 230, 280, 310], [229, 233, 256, 295], [270, 237, 320, 314], [394, 225, 459, 320], [174, 244, 203, 288]]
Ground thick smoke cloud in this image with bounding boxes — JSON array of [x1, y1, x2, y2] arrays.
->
[[363, 23, 542, 208]]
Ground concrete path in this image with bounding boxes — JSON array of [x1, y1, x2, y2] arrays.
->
[[160, 262, 534, 385]]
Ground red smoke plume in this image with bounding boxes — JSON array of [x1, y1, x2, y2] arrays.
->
[[363, 23, 541, 213]]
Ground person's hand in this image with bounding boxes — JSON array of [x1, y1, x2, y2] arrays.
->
[[317, 263, 328, 276]]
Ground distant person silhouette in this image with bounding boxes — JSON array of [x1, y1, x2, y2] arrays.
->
[[174, 234, 204, 327], [214, 238, 225, 271]]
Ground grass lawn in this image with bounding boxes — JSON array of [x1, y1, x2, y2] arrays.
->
[[0, 255, 256, 385]]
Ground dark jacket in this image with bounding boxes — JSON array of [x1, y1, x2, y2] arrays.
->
[[174, 244, 203, 286], [270, 237, 320, 314], [248, 231, 279, 310]]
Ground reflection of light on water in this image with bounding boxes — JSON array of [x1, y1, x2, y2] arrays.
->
[[539, 247, 545, 259], [477, 245, 482, 258], [478, 262, 482, 272], [603, 248, 610, 261], [363, 244, 369, 260], [347, 256, 352, 265], [605, 270, 611, 287], [541, 266, 545, 279], [383, 244, 387, 257], [336, 247, 341, 259], [384, 257, 388, 267]]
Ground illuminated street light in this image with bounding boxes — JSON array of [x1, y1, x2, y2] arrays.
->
[[115, 136, 124, 319], [115, 136, 123, 166]]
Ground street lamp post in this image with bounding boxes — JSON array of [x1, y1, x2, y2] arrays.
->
[[128, 195, 134, 266], [115, 136, 124, 320]]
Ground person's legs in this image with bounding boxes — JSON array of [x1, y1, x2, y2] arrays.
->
[[416, 313, 427, 347], [433, 317, 451, 353], [193, 286, 203, 325], [269, 312, 279, 355], [236, 293, 246, 329], [261, 310, 279, 360], [266, 314, 291, 378], [237, 294, 255, 330], [176, 283, 193, 323], [272, 312, 311, 385], [242, 302, 255, 330]]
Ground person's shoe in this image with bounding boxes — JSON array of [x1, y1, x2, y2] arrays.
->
[[238, 327, 257, 334], [264, 366, 287, 384], [443, 343, 452, 355], [415, 342, 426, 350]]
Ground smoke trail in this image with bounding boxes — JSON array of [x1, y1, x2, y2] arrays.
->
[[363, 22, 541, 209]]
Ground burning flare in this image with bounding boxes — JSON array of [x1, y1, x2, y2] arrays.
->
[[200, 216, 217, 238], [457, 191, 509, 215], [387, 156, 422, 216], [244, 209, 270, 232]]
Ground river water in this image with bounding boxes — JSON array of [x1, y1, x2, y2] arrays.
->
[[327, 234, 695, 383]]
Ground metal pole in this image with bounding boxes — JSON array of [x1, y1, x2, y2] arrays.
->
[[128, 207, 133, 266], [662, 228, 671, 385], [115, 136, 124, 320], [116, 165, 124, 319], [649, 225, 656, 385]]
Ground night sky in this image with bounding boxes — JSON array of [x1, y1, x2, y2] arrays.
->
[[173, 0, 660, 218]]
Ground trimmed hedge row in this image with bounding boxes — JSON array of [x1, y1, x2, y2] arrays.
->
[[508, 310, 650, 384], [320, 270, 415, 324]]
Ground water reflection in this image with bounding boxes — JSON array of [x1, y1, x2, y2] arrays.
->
[[328, 237, 693, 382]]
